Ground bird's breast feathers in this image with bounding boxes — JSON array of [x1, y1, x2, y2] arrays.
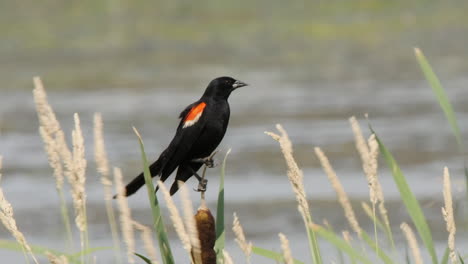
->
[[183, 102, 206, 128]]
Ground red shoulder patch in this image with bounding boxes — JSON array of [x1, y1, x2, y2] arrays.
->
[[183, 102, 206, 128]]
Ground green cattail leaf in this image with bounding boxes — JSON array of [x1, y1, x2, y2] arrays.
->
[[312, 227, 373, 264], [252, 246, 305, 264], [133, 127, 174, 264], [214, 149, 230, 262], [135, 252, 153, 264], [369, 126, 438, 264]]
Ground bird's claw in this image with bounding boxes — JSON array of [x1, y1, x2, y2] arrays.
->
[[203, 157, 216, 168], [191, 156, 218, 168], [194, 178, 208, 192]]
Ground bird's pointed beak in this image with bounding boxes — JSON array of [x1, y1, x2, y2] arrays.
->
[[232, 80, 248, 89]]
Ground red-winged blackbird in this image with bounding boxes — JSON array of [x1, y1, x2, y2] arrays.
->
[[121, 76, 247, 196]]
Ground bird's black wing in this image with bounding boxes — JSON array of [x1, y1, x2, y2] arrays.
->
[[120, 101, 208, 197], [158, 100, 209, 174]]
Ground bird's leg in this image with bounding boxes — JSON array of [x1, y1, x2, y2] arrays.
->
[[191, 150, 219, 168], [189, 166, 208, 192]]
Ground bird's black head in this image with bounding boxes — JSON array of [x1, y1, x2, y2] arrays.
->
[[202, 76, 247, 99]]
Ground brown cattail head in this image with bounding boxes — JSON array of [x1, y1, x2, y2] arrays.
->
[[194, 206, 216, 264]]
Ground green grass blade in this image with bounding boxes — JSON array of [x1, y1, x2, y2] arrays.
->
[[415, 48, 464, 149], [133, 127, 174, 264], [414, 47, 468, 201], [369, 126, 438, 264], [361, 232, 395, 264], [0, 240, 111, 264], [0, 240, 74, 263], [214, 149, 230, 262], [440, 247, 449, 264], [312, 227, 373, 264], [135, 252, 153, 264], [252, 246, 305, 264], [68, 246, 113, 258]]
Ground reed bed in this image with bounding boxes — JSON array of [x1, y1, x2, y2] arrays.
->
[[0, 48, 466, 264]]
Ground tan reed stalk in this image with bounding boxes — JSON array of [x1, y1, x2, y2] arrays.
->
[[133, 220, 159, 264], [349, 117, 379, 205], [0, 156, 2, 182], [46, 251, 69, 264], [442, 167, 457, 264], [179, 182, 202, 264], [314, 147, 362, 237], [33, 77, 73, 178], [265, 124, 322, 263], [400, 222, 423, 264], [114, 167, 135, 264], [342, 230, 352, 244], [222, 250, 234, 264], [71, 113, 89, 262], [279, 233, 294, 264], [0, 188, 39, 264], [232, 213, 252, 262], [157, 181, 192, 254], [350, 117, 392, 249], [93, 113, 121, 263], [33, 77, 74, 248]]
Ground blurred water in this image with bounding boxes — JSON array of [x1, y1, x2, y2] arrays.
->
[[1, 70, 467, 262]]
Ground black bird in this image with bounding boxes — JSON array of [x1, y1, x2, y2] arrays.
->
[[122, 76, 247, 196]]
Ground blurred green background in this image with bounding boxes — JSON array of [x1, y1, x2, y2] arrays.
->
[[3, 0, 468, 90]]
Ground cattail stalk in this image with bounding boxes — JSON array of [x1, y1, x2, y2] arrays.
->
[[442, 167, 457, 264], [93, 113, 121, 263], [114, 167, 135, 264]]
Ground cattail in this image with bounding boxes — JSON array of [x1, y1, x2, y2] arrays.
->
[[0, 188, 39, 264], [232, 213, 252, 262], [46, 251, 69, 264], [442, 167, 457, 264], [114, 167, 135, 264], [133, 221, 159, 264], [314, 147, 362, 237], [279, 233, 294, 264], [265, 124, 311, 224], [400, 222, 423, 264], [157, 181, 191, 253], [194, 205, 216, 264]]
